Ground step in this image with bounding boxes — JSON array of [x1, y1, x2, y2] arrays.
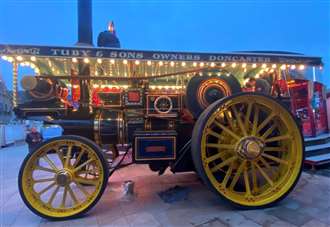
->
[[304, 153, 330, 167], [304, 133, 330, 146], [305, 142, 330, 152], [304, 133, 330, 142], [304, 141, 330, 157]]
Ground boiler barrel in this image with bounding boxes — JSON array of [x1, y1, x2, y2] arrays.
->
[[94, 110, 126, 145], [47, 110, 129, 146]]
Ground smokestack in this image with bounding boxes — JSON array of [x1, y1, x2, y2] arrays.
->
[[76, 0, 92, 115], [77, 0, 93, 46]]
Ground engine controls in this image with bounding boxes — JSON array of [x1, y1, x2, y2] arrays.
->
[[147, 94, 180, 117]]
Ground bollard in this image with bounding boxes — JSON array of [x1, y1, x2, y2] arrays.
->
[[121, 180, 135, 201]]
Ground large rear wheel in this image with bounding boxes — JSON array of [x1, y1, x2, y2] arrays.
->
[[18, 135, 109, 219], [191, 93, 304, 208]]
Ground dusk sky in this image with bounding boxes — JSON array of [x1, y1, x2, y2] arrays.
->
[[0, 0, 329, 89]]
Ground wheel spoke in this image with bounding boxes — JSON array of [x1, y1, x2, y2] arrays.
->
[[42, 155, 59, 171], [64, 145, 73, 168], [77, 169, 99, 177], [256, 113, 275, 134], [251, 106, 260, 136], [221, 162, 234, 187], [214, 120, 240, 141], [206, 129, 222, 139], [74, 177, 99, 186], [61, 186, 68, 208], [243, 166, 251, 195], [232, 105, 247, 136], [35, 165, 57, 173], [263, 146, 287, 152], [244, 102, 253, 130], [261, 153, 288, 165], [47, 185, 60, 205], [67, 185, 79, 205], [38, 182, 56, 196], [251, 162, 258, 193], [84, 165, 89, 178], [255, 162, 274, 186], [73, 159, 95, 173], [210, 156, 237, 172], [229, 160, 246, 190], [206, 143, 236, 150], [34, 177, 56, 183], [75, 182, 90, 197], [55, 148, 65, 167], [261, 124, 277, 140], [224, 110, 234, 130], [259, 157, 275, 177], [265, 134, 291, 143], [205, 152, 227, 164], [73, 150, 85, 167]]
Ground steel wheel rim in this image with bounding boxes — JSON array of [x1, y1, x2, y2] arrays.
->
[[21, 139, 105, 218], [201, 95, 303, 206]]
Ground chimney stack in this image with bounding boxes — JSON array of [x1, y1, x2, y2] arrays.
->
[[77, 0, 93, 46]]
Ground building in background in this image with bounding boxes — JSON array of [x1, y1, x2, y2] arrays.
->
[[0, 72, 13, 123]]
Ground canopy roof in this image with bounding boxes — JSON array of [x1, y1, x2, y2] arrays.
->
[[0, 44, 323, 80]]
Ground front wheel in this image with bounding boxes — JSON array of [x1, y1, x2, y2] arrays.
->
[[18, 135, 109, 219], [191, 93, 304, 208]]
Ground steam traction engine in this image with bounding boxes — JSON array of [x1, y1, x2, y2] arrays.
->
[[2, 45, 322, 219]]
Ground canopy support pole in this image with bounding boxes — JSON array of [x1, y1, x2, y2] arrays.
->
[[12, 61, 18, 107], [312, 66, 316, 82]]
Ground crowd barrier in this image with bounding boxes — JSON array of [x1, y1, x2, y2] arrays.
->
[[0, 124, 26, 147]]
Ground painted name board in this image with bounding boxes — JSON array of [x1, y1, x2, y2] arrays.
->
[[0, 44, 322, 65]]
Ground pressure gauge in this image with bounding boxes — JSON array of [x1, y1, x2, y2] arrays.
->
[[154, 95, 173, 114]]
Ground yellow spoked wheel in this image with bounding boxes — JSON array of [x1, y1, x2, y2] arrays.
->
[[191, 93, 304, 208], [18, 135, 109, 219]]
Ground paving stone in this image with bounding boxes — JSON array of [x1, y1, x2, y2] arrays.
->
[[268, 220, 297, 227], [125, 212, 161, 227], [293, 191, 316, 205], [301, 219, 329, 227], [0, 194, 25, 226], [39, 219, 70, 227], [239, 209, 280, 226], [216, 211, 261, 227], [67, 216, 98, 227], [138, 194, 171, 215], [282, 198, 302, 210], [93, 201, 126, 226], [309, 197, 330, 210], [311, 210, 330, 225], [155, 208, 198, 227], [297, 205, 323, 218], [98, 217, 130, 227], [176, 207, 223, 225], [265, 206, 312, 226], [11, 206, 42, 227], [194, 217, 229, 227]]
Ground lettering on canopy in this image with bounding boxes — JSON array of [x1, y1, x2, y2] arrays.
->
[[0, 44, 322, 65]]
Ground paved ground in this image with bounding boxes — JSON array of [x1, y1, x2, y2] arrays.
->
[[1, 143, 330, 227]]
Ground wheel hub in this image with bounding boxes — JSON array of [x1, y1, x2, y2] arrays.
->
[[236, 137, 264, 160], [56, 170, 72, 186]]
